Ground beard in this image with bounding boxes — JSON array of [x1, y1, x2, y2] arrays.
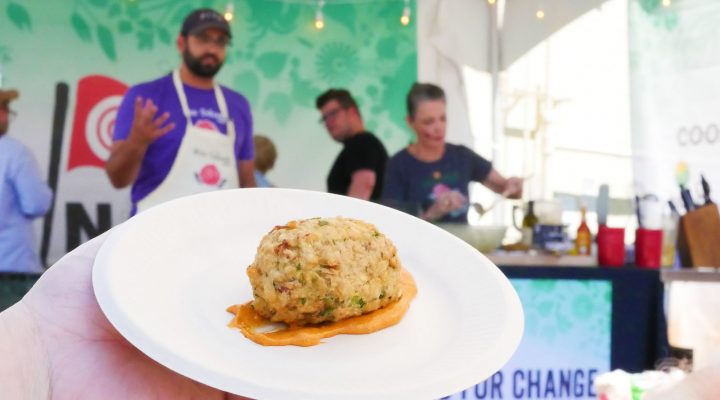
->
[[182, 47, 223, 78]]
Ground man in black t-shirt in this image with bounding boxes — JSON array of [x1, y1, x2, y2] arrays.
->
[[316, 89, 388, 201]]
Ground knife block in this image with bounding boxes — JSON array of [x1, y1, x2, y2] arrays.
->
[[676, 204, 720, 267]]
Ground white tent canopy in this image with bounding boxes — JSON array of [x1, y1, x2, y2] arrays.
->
[[417, 0, 608, 148]]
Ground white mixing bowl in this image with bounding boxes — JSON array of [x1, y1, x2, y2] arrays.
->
[[436, 223, 507, 253]]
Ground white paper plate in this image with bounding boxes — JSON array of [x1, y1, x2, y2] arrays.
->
[[93, 189, 523, 400]]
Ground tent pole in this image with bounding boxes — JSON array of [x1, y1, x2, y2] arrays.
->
[[490, 0, 505, 224]]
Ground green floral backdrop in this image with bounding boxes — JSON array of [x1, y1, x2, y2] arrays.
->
[[0, 0, 417, 189]]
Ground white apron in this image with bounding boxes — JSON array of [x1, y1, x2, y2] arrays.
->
[[136, 70, 239, 213]]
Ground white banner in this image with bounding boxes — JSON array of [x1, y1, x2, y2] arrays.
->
[[629, 0, 720, 203], [41, 76, 131, 266]]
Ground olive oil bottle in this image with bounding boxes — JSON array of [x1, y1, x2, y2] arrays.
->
[[521, 201, 539, 247]]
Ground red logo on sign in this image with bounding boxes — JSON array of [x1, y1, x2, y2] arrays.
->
[[67, 75, 128, 171]]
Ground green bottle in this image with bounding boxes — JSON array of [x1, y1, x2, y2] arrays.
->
[[522, 201, 539, 247]]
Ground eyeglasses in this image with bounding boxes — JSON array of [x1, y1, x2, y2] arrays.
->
[[193, 33, 231, 48], [319, 107, 345, 124]]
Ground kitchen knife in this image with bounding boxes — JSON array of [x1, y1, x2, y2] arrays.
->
[[701, 174, 713, 205], [680, 184, 695, 213]]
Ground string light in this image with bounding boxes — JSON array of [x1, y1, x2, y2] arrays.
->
[[314, 0, 325, 29], [662, 0, 671, 7], [535, 1, 545, 20], [400, 0, 410, 26], [305, 0, 417, 28], [224, 2, 234, 22]]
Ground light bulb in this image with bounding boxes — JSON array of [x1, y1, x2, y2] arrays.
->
[[400, 5, 410, 26], [224, 2, 234, 21], [488, 0, 496, 4], [315, 11, 324, 29], [536, 9, 545, 19], [314, 0, 325, 30], [662, 0, 671, 7]]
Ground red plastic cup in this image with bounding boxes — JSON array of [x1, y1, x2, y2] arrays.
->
[[597, 225, 625, 267], [635, 228, 663, 268]]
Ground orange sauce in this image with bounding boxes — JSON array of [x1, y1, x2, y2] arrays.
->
[[227, 269, 417, 346]]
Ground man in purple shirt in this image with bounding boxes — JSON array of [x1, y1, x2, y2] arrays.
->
[[106, 8, 256, 215]]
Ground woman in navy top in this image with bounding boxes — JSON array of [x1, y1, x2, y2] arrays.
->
[[382, 83, 523, 223]]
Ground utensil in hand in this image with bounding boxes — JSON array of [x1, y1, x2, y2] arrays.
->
[[473, 189, 512, 218], [473, 174, 533, 218], [472, 201, 497, 218]]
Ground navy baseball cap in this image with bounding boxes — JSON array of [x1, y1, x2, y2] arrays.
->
[[180, 8, 231, 38]]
